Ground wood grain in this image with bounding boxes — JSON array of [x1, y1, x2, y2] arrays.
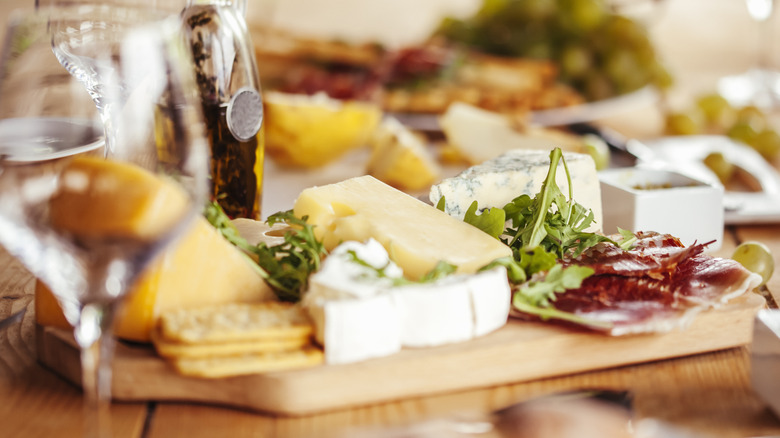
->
[[36, 292, 764, 415], [0, 249, 148, 438]]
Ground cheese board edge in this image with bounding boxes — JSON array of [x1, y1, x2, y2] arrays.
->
[[35, 292, 765, 416]]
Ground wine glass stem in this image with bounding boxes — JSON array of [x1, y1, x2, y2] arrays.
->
[[75, 300, 118, 438]]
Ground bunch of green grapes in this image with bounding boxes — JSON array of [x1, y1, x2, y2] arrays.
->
[[664, 93, 780, 161], [435, 0, 672, 101]]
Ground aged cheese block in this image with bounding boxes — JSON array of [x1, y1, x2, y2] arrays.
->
[[50, 156, 189, 240], [430, 149, 603, 232], [36, 218, 275, 343], [293, 175, 512, 280]]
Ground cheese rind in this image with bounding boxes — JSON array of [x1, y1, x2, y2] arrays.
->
[[302, 240, 512, 363], [293, 175, 512, 280], [394, 279, 474, 348], [309, 294, 402, 365], [430, 149, 603, 232], [303, 239, 403, 364]]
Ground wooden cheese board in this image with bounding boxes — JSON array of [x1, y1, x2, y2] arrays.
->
[[36, 292, 764, 416]]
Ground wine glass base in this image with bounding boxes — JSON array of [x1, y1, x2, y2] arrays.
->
[[718, 68, 780, 109]]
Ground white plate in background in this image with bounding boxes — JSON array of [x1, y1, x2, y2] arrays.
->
[[629, 135, 780, 224], [390, 86, 659, 132]]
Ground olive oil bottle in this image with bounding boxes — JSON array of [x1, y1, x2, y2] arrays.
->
[[181, 0, 264, 219]]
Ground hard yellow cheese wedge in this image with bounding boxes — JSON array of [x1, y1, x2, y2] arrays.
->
[[293, 175, 511, 280], [37, 217, 275, 342], [36, 156, 274, 342]]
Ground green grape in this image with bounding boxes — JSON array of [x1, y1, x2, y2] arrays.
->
[[695, 93, 735, 129], [731, 241, 775, 287], [582, 134, 610, 170], [568, 0, 606, 32], [664, 112, 702, 136], [603, 49, 643, 94], [735, 105, 767, 132], [651, 63, 674, 90], [560, 44, 592, 79], [702, 151, 734, 185], [750, 129, 780, 160], [727, 121, 759, 145]]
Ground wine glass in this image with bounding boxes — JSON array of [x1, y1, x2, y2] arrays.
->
[[0, 6, 209, 437], [718, 0, 780, 108]]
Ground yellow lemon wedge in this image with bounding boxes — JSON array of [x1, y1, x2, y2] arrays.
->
[[50, 156, 190, 241], [263, 91, 382, 168], [366, 117, 441, 192]]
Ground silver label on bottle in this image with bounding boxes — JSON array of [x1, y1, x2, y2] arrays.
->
[[226, 87, 263, 142]]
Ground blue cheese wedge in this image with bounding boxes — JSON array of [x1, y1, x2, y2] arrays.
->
[[303, 240, 511, 364], [429, 149, 603, 232]]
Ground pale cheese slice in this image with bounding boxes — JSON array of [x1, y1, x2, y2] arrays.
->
[[303, 240, 512, 363], [293, 175, 512, 280]]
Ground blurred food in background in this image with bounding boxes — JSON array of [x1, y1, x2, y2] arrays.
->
[[263, 91, 382, 168], [665, 92, 780, 162], [435, 0, 672, 101], [253, 0, 667, 192]]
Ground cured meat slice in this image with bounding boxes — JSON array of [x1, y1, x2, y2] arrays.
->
[[513, 232, 763, 335]]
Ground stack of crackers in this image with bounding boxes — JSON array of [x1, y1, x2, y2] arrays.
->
[[152, 301, 323, 378]]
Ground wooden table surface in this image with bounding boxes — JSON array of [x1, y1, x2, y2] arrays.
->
[[3, 0, 780, 437]]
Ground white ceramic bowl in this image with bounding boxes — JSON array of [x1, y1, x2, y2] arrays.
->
[[599, 167, 724, 251]]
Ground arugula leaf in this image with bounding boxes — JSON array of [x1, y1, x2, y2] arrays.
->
[[204, 203, 327, 302], [503, 148, 616, 259], [463, 201, 506, 239], [479, 256, 526, 283], [515, 264, 593, 307], [346, 247, 457, 286], [419, 260, 458, 282]]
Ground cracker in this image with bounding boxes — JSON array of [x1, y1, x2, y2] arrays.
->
[[171, 346, 324, 378], [152, 327, 311, 359], [158, 301, 313, 344]]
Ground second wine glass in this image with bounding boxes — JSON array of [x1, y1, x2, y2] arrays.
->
[[0, 6, 209, 437]]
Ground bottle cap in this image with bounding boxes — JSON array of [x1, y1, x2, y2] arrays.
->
[[227, 86, 263, 141]]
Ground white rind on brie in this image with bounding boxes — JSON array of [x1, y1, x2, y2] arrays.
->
[[302, 240, 512, 364], [394, 278, 475, 348], [429, 149, 603, 232]]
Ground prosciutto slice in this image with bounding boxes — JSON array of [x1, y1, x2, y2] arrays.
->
[[513, 231, 762, 335]]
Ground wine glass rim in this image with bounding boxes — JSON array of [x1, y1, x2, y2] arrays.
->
[[0, 117, 104, 163]]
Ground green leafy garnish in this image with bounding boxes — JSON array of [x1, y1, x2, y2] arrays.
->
[[419, 260, 458, 282], [204, 202, 327, 302], [464, 201, 506, 239], [449, 148, 636, 329], [504, 148, 615, 258], [346, 248, 457, 286]]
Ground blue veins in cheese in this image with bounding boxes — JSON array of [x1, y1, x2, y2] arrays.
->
[[429, 149, 603, 233], [303, 239, 511, 364]]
